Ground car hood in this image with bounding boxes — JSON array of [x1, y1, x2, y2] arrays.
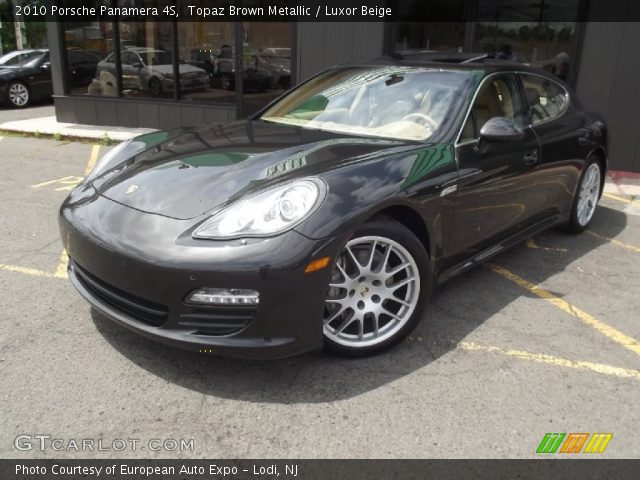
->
[[95, 120, 409, 220]]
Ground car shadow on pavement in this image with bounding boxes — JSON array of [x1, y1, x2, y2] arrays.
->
[[92, 205, 627, 403]]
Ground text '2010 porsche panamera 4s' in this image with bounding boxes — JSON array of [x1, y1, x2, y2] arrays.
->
[[59, 58, 607, 359]]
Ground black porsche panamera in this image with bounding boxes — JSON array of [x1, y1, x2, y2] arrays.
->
[[59, 58, 607, 358]]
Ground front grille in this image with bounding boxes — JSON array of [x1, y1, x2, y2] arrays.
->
[[72, 262, 169, 327], [179, 308, 255, 336]]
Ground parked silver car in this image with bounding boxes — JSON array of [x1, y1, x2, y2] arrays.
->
[[96, 48, 209, 96]]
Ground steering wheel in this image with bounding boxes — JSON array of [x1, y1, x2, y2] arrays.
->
[[401, 113, 438, 130]]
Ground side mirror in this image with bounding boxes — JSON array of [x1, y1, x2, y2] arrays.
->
[[40, 62, 51, 71], [476, 117, 524, 153], [132, 62, 142, 69]]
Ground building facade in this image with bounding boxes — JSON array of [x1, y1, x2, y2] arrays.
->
[[47, 1, 640, 171]]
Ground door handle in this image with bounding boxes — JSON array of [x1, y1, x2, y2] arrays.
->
[[523, 150, 539, 165]]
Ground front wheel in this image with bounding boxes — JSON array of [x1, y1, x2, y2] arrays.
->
[[565, 157, 602, 233], [323, 216, 430, 357]]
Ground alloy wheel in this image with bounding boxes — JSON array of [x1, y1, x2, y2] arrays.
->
[[577, 163, 601, 226], [323, 236, 420, 348], [8, 83, 29, 107]]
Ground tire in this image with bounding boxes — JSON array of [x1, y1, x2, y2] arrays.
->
[[6, 81, 31, 108], [323, 216, 431, 357], [148, 77, 163, 97], [564, 155, 602, 234]]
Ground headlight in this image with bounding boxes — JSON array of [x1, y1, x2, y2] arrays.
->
[[193, 178, 327, 240]]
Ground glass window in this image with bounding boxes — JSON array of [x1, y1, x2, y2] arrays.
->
[[63, 15, 115, 96], [176, 22, 236, 104], [395, 22, 465, 53], [116, 18, 175, 98], [0, 50, 46, 66], [241, 22, 293, 115], [474, 1, 579, 82], [461, 74, 525, 141], [261, 67, 473, 142], [520, 74, 568, 125]]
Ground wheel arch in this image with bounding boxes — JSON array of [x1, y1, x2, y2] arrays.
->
[[588, 146, 607, 197], [366, 205, 432, 259]]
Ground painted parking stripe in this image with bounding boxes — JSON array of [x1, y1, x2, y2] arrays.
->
[[487, 263, 640, 357], [84, 144, 101, 176], [0, 263, 57, 278], [1, 145, 101, 279], [603, 192, 640, 206], [586, 230, 640, 254], [54, 250, 69, 279], [458, 342, 640, 380]]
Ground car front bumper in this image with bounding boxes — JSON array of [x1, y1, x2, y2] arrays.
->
[[59, 193, 345, 359]]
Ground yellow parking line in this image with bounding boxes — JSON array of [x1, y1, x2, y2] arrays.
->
[[603, 192, 640, 206], [84, 144, 101, 176], [458, 342, 640, 380], [0, 263, 56, 278], [586, 230, 640, 254], [487, 263, 640, 357], [526, 238, 567, 252], [54, 250, 69, 279], [31, 176, 76, 189]]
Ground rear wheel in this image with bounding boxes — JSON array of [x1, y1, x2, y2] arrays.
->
[[323, 216, 430, 356], [7, 81, 30, 108], [565, 156, 602, 233]]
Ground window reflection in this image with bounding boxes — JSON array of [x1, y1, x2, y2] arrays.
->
[[241, 22, 293, 115], [64, 19, 115, 96], [395, 22, 465, 52], [474, 22, 575, 81], [112, 21, 175, 98], [178, 22, 236, 103]]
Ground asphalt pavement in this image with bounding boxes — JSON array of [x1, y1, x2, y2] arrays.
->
[[0, 135, 639, 459]]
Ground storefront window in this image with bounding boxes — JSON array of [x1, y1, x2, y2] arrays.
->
[[62, 0, 115, 96], [116, 20, 175, 98], [475, 0, 579, 82], [394, 22, 466, 52], [177, 22, 235, 103], [241, 22, 293, 115]]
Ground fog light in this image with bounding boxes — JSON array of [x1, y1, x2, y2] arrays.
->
[[187, 288, 260, 305]]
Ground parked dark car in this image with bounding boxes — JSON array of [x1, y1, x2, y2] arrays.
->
[[60, 58, 607, 359], [0, 48, 100, 107], [0, 49, 52, 107]]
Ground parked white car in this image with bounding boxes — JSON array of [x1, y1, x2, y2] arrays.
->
[[96, 48, 209, 96]]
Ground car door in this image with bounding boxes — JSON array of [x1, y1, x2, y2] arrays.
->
[[120, 52, 140, 90], [519, 73, 589, 218], [26, 52, 52, 99], [446, 73, 541, 264]]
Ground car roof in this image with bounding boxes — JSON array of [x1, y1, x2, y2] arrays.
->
[[366, 52, 561, 78]]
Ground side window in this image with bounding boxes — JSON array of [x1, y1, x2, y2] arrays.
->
[[121, 52, 136, 66], [520, 74, 568, 125], [460, 74, 525, 142]]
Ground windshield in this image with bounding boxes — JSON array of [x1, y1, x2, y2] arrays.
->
[[0, 50, 45, 67], [261, 66, 474, 141]]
